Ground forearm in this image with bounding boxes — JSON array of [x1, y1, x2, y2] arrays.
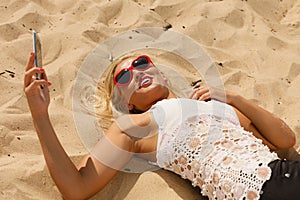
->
[[229, 94, 295, 149], [24, 53, 98, 199], [33, 113, 85, 199]]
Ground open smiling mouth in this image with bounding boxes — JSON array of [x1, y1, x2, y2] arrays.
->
[[139, 76, 153, 88]]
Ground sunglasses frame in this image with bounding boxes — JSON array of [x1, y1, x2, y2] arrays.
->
[[113, 55, 153, 86]]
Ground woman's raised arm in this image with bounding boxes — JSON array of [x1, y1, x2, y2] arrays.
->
[[24, 52, 134, 199]]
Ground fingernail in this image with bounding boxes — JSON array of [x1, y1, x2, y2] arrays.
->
[[30, 52, 34, 56], [48, 82, 52, 86], [40, 68, 44, 72]]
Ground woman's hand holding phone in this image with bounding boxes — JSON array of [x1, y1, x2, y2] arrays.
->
[[24, 52, 51, 118], [24, 32, 51, 118]]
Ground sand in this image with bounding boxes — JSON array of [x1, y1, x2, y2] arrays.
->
[[0, 0, 300, 199]]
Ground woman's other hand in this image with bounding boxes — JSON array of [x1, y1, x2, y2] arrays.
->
[[189, 84, 236, 105], [24, 52, 51, 117]]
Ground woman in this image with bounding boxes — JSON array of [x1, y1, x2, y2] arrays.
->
[[24, 52, 297, 199]]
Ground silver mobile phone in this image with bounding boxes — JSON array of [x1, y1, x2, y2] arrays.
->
[[32, 30, 43, 79]]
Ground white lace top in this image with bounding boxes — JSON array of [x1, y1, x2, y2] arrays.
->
[[150, 98, 279, 200]]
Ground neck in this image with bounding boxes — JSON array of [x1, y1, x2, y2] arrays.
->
[[130, 91, 176, 114], [167, 91, 177, 99]]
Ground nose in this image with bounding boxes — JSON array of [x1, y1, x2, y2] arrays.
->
[[134, 71, 145, 82]]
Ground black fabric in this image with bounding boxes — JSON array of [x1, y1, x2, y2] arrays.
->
[[260, 159, 300, 200]]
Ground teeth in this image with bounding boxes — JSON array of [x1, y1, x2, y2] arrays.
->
[[141, 77, 150, 85]]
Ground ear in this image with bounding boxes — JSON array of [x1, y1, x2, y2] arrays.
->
[[120, 100, 134, 112], [127, 103, 134, 111]]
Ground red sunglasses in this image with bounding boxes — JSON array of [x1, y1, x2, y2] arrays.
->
[[113, 55, 153, 86]]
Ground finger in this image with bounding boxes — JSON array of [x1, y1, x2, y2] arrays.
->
[[191, 93, 198, 100], [189, 87, 202, 99], [25, 79, 49, 93], [25, 52, 35, 71], [199, 93, 211, 101], [24, 67, 45, 88], [189, 89, 197, 99], [42, 69, 48, 82], [189, 88, 198, 99], [190, 86, 210, 99], [40, 80, 50, 96], [43, 84, 50, 100], [40, 72, 51, 90], [199, 85, 209, 92], [196, 86, 208, 96]]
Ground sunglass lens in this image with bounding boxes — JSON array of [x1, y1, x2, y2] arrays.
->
[[116, 70, 131, 85], [133, 56, 149, 69]]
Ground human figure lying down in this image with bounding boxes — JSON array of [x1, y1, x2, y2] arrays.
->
[[24, 53, 298, 200]]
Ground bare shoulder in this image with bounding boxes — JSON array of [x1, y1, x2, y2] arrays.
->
[[115, 112, 158, 139], [112, 112, 159, 157]]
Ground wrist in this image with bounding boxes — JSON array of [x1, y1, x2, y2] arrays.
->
[[29, 104, 49, 118], [32, 111, 50, 123], [227, 93, 241, 106], [32, 112, 52, 136]]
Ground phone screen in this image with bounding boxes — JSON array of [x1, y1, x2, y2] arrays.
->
[[32, 30, 43, 79]]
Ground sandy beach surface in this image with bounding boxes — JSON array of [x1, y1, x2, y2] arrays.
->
[[1, 0, 300, 199]]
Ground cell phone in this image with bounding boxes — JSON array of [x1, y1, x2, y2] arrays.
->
[[32, 30, 43, 80]]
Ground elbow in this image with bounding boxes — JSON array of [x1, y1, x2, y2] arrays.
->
[[61, 193, 82, 200], [61, 193, 89, 200], [284, 126, 297, 149], [274, 120, 297, 150], [287, 131, 296, 148], [60, 186, 92, 200], [277, 130, 296, 150]]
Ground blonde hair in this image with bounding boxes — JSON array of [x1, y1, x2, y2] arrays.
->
[[95, 52, 141, 131]]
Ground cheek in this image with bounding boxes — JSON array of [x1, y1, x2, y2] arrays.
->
[[149, 68, 167, 82], [128, 89, 145, 102], [118, 86, 136, 103]]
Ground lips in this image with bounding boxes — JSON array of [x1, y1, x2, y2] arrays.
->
[[139, 76, 153, 88]]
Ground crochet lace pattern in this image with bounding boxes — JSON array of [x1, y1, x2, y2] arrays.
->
[[152, 98, 279, 200]]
